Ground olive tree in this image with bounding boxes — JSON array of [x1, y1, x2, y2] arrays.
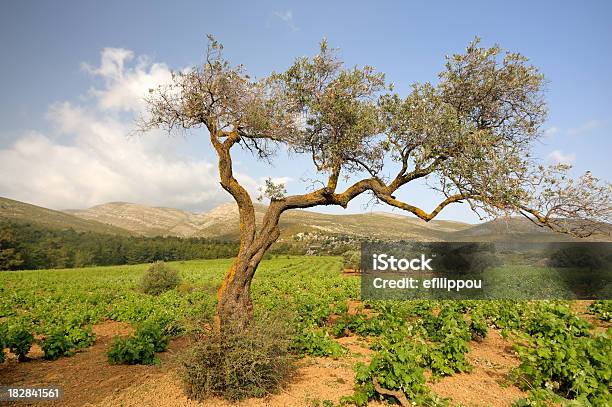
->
[[139, 36, 611, 328]]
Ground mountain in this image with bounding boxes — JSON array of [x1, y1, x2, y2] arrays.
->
[[64, 201, 474, 241], [193, 206, 611, 242], [0, 197, 133, 235], [449, 217, 612, 242], [65, 202, 211, 237], [5, 197, 608, 242]]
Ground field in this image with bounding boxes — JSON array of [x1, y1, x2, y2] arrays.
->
[[1, 257, 611, 406]]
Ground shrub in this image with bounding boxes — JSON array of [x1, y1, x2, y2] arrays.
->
[[107, 321, 169, 365], [439, 244, 501, 273], [181, 317, 295, 402], [65, 324, 96, 349], [515, 330, 612, 405], [426, 335, 471, 377], [0, 323, 7, 363], [7, 325, 34, 361], [514, 304, 610, 404], [469, 310, 488, 341], [41, 330, 73, 360], [546, 245, 608, 271], [292, 325, 346, 357], [421, 306, 472, 376], [351, 340, 445, 406], [107, 335, 157, 365], [41, 325, 96, 360], [136, 320, 170, 352], [140, 261, 181, 295], [342, 250, 361, 270], [588, 300, 612, 322]]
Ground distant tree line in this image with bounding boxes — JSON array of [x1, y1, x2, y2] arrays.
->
[[0, 221, 240, 270]]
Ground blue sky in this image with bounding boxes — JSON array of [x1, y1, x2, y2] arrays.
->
[[0, 1, 610, 222]]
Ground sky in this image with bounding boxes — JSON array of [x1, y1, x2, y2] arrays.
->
[[0, 1, 610, 223]]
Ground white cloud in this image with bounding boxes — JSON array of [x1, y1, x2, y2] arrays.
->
[[567, 119, 600, 136], [273, 10, 298, 32], [0, 48, 258, 211], [547, 150, 576, 165], [81, 48, 134, 81], [81, 48, 173, 112], [543, 126, 559, 138], [268, 176, 292, 186]]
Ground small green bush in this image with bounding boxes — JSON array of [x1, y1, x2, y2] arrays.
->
[[41, 330, 73, 360], [469, 310, 488, 341], [421, 306, 472, 376], [65, 324, 96, 349], [351, 340, 445, 406], [292, 326, 346, 357], [41, 325, 96, 360], [514, 304, 610, 404], [0, 323, 7, 363], [140, 261, 181, 295], [438, 243, 501, 273], [7, 325, 34, 361], [547, 245, 608, 271], [136, 320, 170, 352], [107, 321, 169, 365], [107, 335, 157, 365], [181, 317, 295, 402], [588, 300, 612, 322], [342, 250, 361, 270]]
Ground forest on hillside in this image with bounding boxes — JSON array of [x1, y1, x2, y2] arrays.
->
[[0, 221, 241, 270]]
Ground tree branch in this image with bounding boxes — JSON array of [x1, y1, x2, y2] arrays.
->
[[209, 126, 256, 249], [376, 193, 469, 221]]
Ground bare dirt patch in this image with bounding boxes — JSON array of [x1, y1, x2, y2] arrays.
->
[[429, 329, 526, 407], [1, 322, 531, 407], [87, 336, 384, 407], [0, 321, 187, 407]]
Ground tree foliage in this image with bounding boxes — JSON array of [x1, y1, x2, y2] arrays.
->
[[0, 227, 24, 270], [141, 36, 610, 238]]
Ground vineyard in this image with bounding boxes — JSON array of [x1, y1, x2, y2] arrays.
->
[[1, 256, 611, 406]]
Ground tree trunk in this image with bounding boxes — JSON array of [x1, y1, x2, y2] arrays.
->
[[209, 128, 287, 329], [215, 226, 281, 330], [216, 256, 256, 329]]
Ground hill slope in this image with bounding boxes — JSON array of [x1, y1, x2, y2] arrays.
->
[[65, 202, 211, 237], [0, 197, 133, 235], [65, 201, 474, 240], [67, 201, 612, 242], [449, 217, 612, 242], [5, 197, 605, 242]]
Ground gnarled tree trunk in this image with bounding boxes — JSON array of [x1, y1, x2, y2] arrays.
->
[[215, 226, 279, 328], [216, 257, 256, 328]]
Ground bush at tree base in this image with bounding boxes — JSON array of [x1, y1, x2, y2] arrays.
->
[[181, 316, 295, 401]]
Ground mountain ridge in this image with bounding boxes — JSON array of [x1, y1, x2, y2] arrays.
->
[[64, 200, 476, 240], [2, 196, 609, 242], [0, 197, 133, 235], [62, 200, 611, 242]]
